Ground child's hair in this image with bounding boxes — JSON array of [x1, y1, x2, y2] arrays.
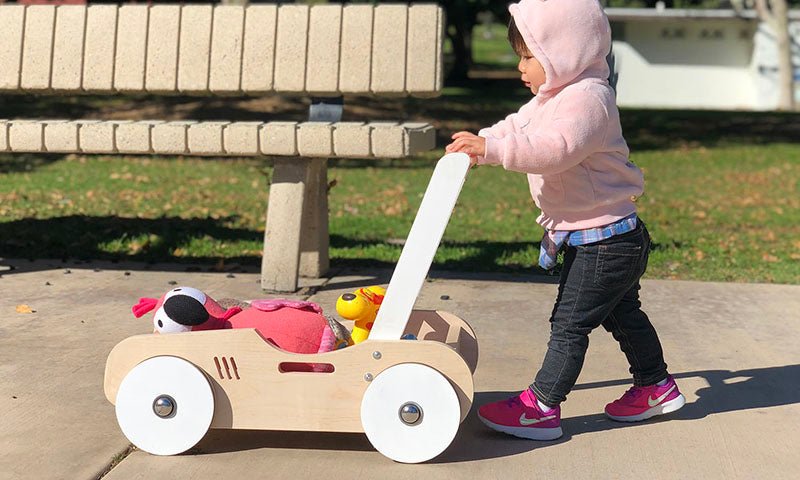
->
[[507, 17, 531, 57]]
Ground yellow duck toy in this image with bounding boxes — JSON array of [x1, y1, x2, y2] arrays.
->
[[335, 286, 386, 344]]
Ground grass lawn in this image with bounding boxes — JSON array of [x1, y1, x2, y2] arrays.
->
[[472, 23, 520, 70], [1, 113, 798, 284]]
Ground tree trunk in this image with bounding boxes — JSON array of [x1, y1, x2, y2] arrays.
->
[[447, 21, 474, 81], [756, 0, 796, 111], [440, 1, 480, 82]]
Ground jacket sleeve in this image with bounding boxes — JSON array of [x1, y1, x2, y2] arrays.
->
[[478, 91, 609, 175]]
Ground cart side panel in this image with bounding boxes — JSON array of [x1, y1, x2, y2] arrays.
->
[[105, 329, 474, 431]]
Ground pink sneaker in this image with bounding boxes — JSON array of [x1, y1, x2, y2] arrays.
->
[[605, 375, 686, 422], [478, 389, 562, 440]]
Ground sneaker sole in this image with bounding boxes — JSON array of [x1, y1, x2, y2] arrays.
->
[[605, 394, 686, 423], [478, 414, 563, 440]]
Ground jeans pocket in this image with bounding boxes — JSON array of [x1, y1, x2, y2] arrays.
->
[[594, 242, 643, 287]]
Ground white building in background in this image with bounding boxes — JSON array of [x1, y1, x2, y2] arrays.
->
[[606, 8, 800, 110]]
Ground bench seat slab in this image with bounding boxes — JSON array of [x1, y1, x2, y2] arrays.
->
[[3, 120, 435, 158]]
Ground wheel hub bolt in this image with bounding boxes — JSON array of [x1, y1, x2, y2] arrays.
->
[[399, 402, 423, 426], [152, 395, 176, 418]]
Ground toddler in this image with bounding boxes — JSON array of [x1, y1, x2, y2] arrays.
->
[[446, 0, 685, 440]]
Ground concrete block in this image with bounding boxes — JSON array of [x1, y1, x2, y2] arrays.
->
[[297, 122, 333, 157], [0, 6, 25, 90], [82, 5, 118, 92], [241, 5, 277, 93], [371, 5, 407, 94], [177, 5, 212, 93], [339, 5, 372, 94], [262, 158, 310, 292], [78, 120, 116, 153], [403, 122, 436, 154], [406, 5, 442, 97], [260, 122, 298, 156], [306, 4, 341, 94], [44, 121, 80, 152], [188, 122, 228, 156], [370, 122, 404, 158], [9, 121, 44, 152], [146, 5, 181, 92], [333, 122, 371, 158], [51, 6, 86, 91], [209, 6, 244, 93], [116, 121, 156, 154], [152, 121, 194, 155], [21, 6, 56, 91], [274, 5, 308, 92], [79, 120, 119, 153], [0, 120, 8, 151], [299, 157, 329, 278], [224, 122, 261, 155], [114, 5, 149, 92]]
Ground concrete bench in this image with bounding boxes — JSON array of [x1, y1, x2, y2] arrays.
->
[[0, 3, 444, 292]]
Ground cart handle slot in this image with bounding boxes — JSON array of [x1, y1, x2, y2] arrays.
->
[[279, 362, 335, 374]]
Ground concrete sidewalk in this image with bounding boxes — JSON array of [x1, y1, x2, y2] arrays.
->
[[2, 258, 799, 480]]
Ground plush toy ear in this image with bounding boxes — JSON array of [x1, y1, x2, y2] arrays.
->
[[221, 306, 243, 321], [317, 325, 337, 353], [132, 297, 158, 318]]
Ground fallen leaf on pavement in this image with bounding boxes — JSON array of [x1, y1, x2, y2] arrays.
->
[[16, 304, 34, 314]]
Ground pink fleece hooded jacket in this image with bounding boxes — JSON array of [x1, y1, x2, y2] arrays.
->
[[478, 0, 643, 230]]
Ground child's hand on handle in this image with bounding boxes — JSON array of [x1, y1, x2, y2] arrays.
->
[[446, 131, 486, 167]]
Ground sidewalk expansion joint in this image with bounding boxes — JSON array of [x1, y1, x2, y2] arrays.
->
[[94, 444, 136, 480]]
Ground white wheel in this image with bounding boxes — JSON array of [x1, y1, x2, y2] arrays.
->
[[361, 363, 461, 463], [115, 356, 214, 455]]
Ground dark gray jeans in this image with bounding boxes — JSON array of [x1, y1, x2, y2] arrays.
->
[[531, 221, 668, 407]]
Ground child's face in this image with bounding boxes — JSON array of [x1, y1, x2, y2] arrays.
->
[[518, 53, 546, 95]]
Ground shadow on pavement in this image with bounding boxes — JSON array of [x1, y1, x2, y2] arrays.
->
[[193, 430, 374, 455], [570, 364, 800, 422], [442, 364, 800, 462]]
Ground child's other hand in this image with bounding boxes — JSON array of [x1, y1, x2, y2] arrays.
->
[[446, 132, 485, 165]]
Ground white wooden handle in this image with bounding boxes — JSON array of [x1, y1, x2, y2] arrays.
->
[[368, 153, 470, 340]]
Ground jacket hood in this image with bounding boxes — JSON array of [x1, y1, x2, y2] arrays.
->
[[509, 0, 611, 95]]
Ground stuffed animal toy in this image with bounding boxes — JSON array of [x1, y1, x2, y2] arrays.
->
[[132, 287, 351, 357], [335, 286, 386, 344]]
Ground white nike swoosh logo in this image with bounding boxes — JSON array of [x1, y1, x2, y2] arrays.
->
[[519, 413, 557, 426], [648, 384, 677, 407]]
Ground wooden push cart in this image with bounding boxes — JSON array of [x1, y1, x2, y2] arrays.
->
[[104, 153, 478, 463]]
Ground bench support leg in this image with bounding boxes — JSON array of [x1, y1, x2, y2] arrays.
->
[[299, 158, 329, 278], [261, 158, 309, 292]]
